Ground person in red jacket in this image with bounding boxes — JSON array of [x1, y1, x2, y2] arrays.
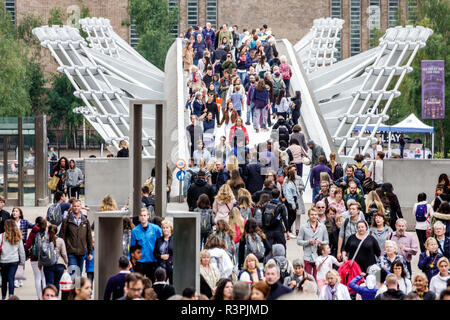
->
[[229, 117, 249, 145]]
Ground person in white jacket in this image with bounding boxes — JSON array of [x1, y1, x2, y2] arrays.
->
[[319, 269, 351, 300], [0, 220, 26, 299], [204, 234, 234, 279], [429, 257, 450, 297]]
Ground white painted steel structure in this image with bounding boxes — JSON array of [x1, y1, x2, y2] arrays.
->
[[33, 17, 432, 195]]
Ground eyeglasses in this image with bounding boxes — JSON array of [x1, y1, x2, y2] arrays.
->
[[317, 207, 325, 209]]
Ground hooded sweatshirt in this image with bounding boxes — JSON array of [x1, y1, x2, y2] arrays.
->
[[266, 244, 294, 278], [0, 233, 25, 264], [65, 166, 83, 188], [429, 274, 450, 297]]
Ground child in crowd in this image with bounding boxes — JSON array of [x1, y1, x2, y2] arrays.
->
[[315, 243, 343, 291]]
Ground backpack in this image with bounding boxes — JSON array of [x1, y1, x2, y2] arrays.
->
[[273, 79, 284, 96], [278, 124, 289, 140], [239, 207, 253, 221], [47, 203, 63, 226], [220, 232, 235, 258], [36, 233, 58, 267], [199, 208, 213, 234], [246, 233, 265, 260], [353, 164, 366, 183], [253, 208, 263, 227], [262, 202, 280, 228], [415, 204, 428, 222]]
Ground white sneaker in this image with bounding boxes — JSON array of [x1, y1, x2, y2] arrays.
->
[[14, 280, 20, 288], [289, 232, 297, 239]]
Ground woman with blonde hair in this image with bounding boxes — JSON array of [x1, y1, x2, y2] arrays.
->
[[212, 184, 236, 223], [117, 140, 129, 157], [237, 188, 254, 220], [378, 240, 410, 279], [412, 273, 436, 300], [365, 190, 385, 224], [182, 41, 194, 73], [99, 194, 118, 212], [228, 207, 245, 267], [238, 253, 264, 283], [326, 152, 343, 181], [0, 220, 25, 299], [215, 220, 236, 259], [153, 219, 174, 284], [319, 269, 351, 300], [199, 249, 220, 298], [199, 157, 212, 184], [225, 155, 239, 173], [204, 234, 233, 279]]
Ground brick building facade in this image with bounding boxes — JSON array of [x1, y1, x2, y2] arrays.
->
[[5, 0, 418, 72]]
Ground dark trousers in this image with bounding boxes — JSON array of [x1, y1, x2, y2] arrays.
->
[[141, 262, 158, 283], [283, 79, 291, 97], [292, 112, 300, 125], [87, 272, 94, 283], [68, 186, 81, 199], [264, 229, 286, 250], [416, 229, 427, 253], [286, 205, 297, 233], [406, 261, 412, 278], [295, 163, 303, 177], [44, 264, 65, 293], [1, 262, 18, 298]]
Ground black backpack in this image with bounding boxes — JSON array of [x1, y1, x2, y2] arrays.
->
[[353, 164, 366, 183], [278, 124, 289, 140], [47, 203, 63, 227], [262, 201, 281, 228], [187, 169, 198, 187]]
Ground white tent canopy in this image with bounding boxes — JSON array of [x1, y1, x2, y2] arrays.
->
[[354, 113, 435, 158]]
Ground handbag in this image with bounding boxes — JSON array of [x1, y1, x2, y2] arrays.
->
[[15, 264, 27, 281], [47, 175, 60, 191], [300, 147, 311, 165]]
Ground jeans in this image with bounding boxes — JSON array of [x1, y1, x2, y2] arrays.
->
[[1, 262, 19, 298], [283, 79, 291, 97], [295, 163, 303, 177], [234, 242, 240, 272], [237, 71, 246, 84], [246, 102, 254, 124], [253, 107, 267, 130], [312, 186, 321, 202], [43, 264, 65, 293], [68, 254, 85, 279], [236, 110, 242, 117]]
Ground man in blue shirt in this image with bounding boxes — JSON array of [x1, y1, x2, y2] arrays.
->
[[130, 208, 162, 282]]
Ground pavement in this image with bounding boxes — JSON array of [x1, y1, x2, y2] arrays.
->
[[3, 200, 421, 300]]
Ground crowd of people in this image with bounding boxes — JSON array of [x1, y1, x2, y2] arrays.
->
[[0, 21, 449, 301]]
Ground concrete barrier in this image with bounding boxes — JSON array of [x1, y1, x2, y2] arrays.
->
[[383, 159, 450, 229]]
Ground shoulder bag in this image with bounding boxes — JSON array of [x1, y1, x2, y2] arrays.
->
[[300, 147, 311, 165], [47, 175, 59, 191]]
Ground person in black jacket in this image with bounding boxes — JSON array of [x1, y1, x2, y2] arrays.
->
[[205, 91, 220, 125], [265, 262, 293, 300], [252, 179, 274, 204], [187, 170, 215, 211], [0, 196, 11, 234], [376, 183, 403, 230], [375, 274, 406, 300], [290, 91, 302, 125], [245, 156, 265, 195], [272, 116, 292, 147], [262, 189, 289, 249], [103, 256, 131, 300], [153, 220, 174, 284], [214, 161, 230, 193], [116, 140, 129, 157], [152, 267, 176, 300]]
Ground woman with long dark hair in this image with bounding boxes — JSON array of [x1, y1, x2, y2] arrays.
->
[[212, 278, 233, 300], [52, 156, 69, 193], [290, 90, 302, 125], [227, 169, 246, 200], [68, 276, 92, 300], [238, 218, 271, 268], [377, 183, 403, 230], [252, 79, 269, 132]]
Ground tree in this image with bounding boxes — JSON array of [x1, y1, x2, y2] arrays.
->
[[0, 5, 31, 116], [47, 74, 84, 148], [386, 0, 449, 156], [127, 0, 178, 70]]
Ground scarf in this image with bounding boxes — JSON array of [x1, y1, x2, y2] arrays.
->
[[247, 267, 259, 282], [324, 284, 338, 300]]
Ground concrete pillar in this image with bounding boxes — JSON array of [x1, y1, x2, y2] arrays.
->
[[155, 104, 166, 218], [94, 211, 129, 300], [129, 102, 143, 218], [34, 115, 49, 206], [167, 212, 200, 294]]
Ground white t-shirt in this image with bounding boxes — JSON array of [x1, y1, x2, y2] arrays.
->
[[413, 201, 432, 230], [315, 255, 338, 280]]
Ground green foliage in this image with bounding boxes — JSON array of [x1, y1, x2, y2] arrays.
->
[[48, 7, 65, 26], [128, 0, 178, 70], [386, 0, 449, 155], [369, 28, 385, 49], [46, 74, 84, 148]]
